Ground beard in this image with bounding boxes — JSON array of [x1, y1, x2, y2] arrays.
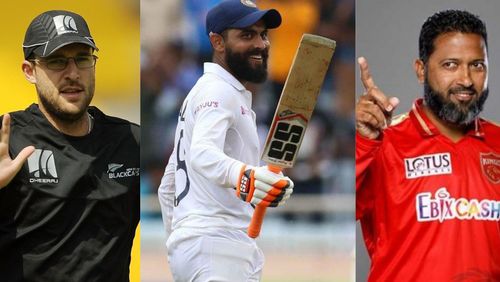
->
[[423, 77, 488, 126], [225, 46, 268, 83], [37, 82, 94, 122]]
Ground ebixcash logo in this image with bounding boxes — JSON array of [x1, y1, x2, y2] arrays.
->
[[107, 163, 139, 179], [27, 149, 59, 184], [405, 153, 452, 179]]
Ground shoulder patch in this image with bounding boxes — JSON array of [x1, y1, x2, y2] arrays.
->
[[390, 112, 410, 127]]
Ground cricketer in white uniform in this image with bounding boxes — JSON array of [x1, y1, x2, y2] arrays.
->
[[158, 1, 294, 281]]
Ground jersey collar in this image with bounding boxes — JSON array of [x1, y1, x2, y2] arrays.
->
[[204, 62, 246, 92], [410, 98, 485, 139]]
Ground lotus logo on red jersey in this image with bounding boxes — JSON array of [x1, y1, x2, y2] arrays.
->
[[480, 153, 500, 184], [404, 153, 452, 179], [416, 187, 500, 222]]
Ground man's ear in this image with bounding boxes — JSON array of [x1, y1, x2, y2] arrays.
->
[[414, 59, 425, 84], [22, 60, 37, 84], [209, 32, 226, 53]]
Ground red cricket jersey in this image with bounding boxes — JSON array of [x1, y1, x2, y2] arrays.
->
[[356, 99, 500, 281]]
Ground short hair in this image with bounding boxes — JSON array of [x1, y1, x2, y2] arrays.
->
[[419, 10, 487, 64]]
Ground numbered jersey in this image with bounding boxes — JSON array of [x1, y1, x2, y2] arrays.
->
[[159, 63, 260, 235]]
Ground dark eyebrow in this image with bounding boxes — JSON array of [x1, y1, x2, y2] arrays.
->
[[240, 28, 257, 33]]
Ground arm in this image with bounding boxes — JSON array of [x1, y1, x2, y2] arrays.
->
[[355, 57, 398, 219], [0, 113, 35, 189], [158, 152, 176, 241], [189, 84, 292, 206], [189, 100, 244, 188]]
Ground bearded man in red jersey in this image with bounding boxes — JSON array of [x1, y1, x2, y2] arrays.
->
[[356, 9, 499, 281]]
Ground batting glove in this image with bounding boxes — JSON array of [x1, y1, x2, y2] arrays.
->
[[236, 165, 294, 207]]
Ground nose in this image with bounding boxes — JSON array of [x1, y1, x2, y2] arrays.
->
[[254, 35, 269, 50], [457, 66, 473, 88], [64, 58, 80, 80]]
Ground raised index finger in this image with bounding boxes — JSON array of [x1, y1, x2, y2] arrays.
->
[[358, 57, 377, 91]]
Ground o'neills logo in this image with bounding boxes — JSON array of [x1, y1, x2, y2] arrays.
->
[[416, 187, 500, 222], [480, 153, 500, 184], [404, 153, 452, 179]]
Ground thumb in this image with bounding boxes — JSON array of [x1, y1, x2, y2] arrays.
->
[[387, 97, 400, 112], [386, 97, 400, 127]]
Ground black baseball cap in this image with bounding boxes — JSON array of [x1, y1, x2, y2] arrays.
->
[[23, 10, 98, 59], [206, 0, 281, 35]]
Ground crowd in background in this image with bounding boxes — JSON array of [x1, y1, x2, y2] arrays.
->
[[140, 0, 355, 220]]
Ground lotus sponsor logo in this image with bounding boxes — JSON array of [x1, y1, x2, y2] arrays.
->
[[416, 187, 500, 222], [404, 153, 452, 179]]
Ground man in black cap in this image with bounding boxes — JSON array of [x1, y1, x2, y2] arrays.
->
[[0, 10, 139, 281], [158, 1, 293, 281]]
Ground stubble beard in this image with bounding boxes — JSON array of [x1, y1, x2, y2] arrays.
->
[[37, 82, 94, 122], [423, 76, 488, 126], [225, 46, 268, 83]]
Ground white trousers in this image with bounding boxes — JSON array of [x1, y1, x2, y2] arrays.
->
[[167, 228, 264, 282]]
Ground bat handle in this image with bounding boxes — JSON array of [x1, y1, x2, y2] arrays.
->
[[247, 164, 282, 238]]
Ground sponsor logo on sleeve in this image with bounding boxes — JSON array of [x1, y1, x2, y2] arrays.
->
[[416, 187, 500, 222], [27, 149, 59, 184], [194, 101, 219, 115], [480, 153, 500, 184], [107, 163, 139, 179], [404, 153, 452, 179]]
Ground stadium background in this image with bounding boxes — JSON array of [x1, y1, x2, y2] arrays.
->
[[140, 0, 356, 281], [356, 0, 500, 280], [0, 1, 140, 281]]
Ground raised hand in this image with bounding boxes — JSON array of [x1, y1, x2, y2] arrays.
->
[[356, 57, 400, 139], [0, 114, 35, 189]]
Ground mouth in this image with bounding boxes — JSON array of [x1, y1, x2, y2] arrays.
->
[[450, 91, 475, 102], [249, 54, 264, 63], [59, 87, 84, 101]]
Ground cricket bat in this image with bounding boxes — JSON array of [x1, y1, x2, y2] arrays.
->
[[248, 34, 336, 238]]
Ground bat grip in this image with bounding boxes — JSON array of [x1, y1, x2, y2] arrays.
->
[[247, 164, 282, 238]]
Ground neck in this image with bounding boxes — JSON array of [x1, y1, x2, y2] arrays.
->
[[39, 106, 91, 137], [422, 104, 470, 142], [212, 54, 248, 85]]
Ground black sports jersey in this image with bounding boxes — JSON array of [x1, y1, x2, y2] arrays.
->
[[0, 104, 139, 282]]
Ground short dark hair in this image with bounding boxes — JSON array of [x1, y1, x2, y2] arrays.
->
[[419, 10, 487, 64]]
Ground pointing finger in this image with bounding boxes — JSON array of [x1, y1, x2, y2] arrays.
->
[[358, 57, 377, 91]]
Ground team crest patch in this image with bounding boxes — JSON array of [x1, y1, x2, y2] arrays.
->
[[480, 152, 500, 184]]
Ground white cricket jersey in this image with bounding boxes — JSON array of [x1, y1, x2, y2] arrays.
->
[[158, 63, 260, 238]]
